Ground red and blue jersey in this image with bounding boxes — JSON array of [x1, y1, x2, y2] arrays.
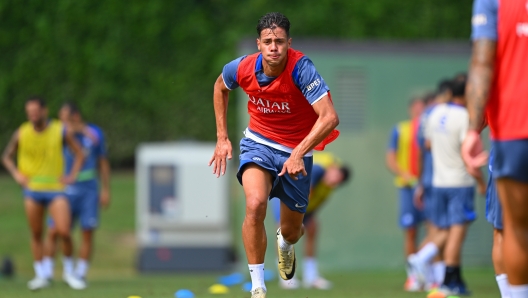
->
[[222, 48, 339, 153], [472, 0, 528, 140]]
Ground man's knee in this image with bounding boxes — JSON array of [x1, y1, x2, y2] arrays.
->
[[280, 220, 303, 244], [245, 197, 267, 224]]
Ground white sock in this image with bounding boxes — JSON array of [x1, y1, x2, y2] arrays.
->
[[34, 261, 46, 279], [509, 284, 528, 298], [42, 257, 54, 279], [416, 243, 439, 264], [432, 261, 445, 285], [278, 232, 293, 251], [303, 257, 318, 284], [496, 274, 511, 298], [248, 264, 266, 292], [75, 259, 89, 278], [63, 257, 74, 275]]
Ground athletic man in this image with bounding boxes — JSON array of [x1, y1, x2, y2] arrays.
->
[[1, 97, 84, 290], [385, 97, 425, 291], [462, 1, 528, 297], [209, 12, 339, 298], [409, 78, 485, 297], [43, 102, 111, 289], [271, 152, 350, 290]]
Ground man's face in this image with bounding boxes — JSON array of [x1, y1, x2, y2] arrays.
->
[[25, 101, 47, 125], [257, 27, 291, 68], [409, 100, 425, 119], [323, 166, 345, 188], [59, 106, 71, 124]]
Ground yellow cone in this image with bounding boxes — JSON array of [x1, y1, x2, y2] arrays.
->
[[208, 283, 229, 294]]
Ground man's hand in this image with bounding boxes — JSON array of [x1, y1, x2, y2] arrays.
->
[[60, 175, 76, 185], [14, 171, 28, 188], [413, 184, 424, 210], [400, 172, 415, 187], [461, 130, 488, 177], [100, 188, 111, 209], [477, 179, 486, 196], [278, 156, 307, 180], [209, 137, 233, 177]]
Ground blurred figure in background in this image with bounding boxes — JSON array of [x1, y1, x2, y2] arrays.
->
[[385, 97, 425, 291], [1, 97, 84, 290], [271, 152, 351, 290], [43, 102, 111, 290], [463, 0, 528, 297], [409, 77, 485, 297]]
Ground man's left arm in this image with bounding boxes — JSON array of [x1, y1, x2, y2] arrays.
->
[[63, 130, 85, 184], [96, 128, 111, 208], [279, 96, 339, 179]]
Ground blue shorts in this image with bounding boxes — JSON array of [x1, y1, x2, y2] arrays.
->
[[485, 174, 503, 230], [492, 139, 528, 182], [398, 187, 424, 229], [430, 187, 476, 229], [23, 189, 65, 206], [49, 181, 99, 230], [237, 138, 313, 213], [270, 197, 313, 225], [422, 186, 434, 221]]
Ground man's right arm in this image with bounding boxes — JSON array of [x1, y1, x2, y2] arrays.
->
[[209, 74, 233, 177], [2, 130, 26, 186]]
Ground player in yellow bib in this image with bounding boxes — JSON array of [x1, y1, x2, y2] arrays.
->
[[1, 97, 84, 290], [271, 151, 350, 289]]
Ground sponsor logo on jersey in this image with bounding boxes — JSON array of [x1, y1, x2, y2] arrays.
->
[[248, 95, 291, 114], [472, 14, 487, 26], [518, 23, 528, 37], [306, 78, 321, 92]]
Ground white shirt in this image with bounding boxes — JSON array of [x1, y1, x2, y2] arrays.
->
[[425, 103, 475, 187]]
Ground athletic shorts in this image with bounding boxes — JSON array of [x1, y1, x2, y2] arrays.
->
[[398, 187, 424, 229], [49, 181, 99, 230], [485, 174, 503, 230], [422, 186, 434, 221], [492, 139, 528, 182], [270, 197, 314, 224], [23, 189, 65, 206], [237, 138, 313, 213], [430, 187, 476, 229]]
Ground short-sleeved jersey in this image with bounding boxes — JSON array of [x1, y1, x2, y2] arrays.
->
[[417, 106, 436, 187], [472, 0, 528, 140], [18, 120, 65, 191], [387, 119, 420, 187], [222, 48, 338, 153], [425, 103, 474, 187], [64, 124, 106, 185]]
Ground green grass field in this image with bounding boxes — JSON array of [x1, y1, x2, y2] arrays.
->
[[0, 173, 499, 298]]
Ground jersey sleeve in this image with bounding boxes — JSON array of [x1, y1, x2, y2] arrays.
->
[[94, 127, 108, 157], [471, 0, 498, 41], [292, 56, 330, 105], [221, 55, 247, 90], [387, 126, 399, 152], [310, 164, 325, 186]]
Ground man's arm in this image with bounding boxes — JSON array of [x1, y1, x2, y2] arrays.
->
[[279, 95, 338, 179], [63, 131, 84, 183], [209, 74, 233, 177], [98, 156, 111, 208], [1, 130, 27, 186]]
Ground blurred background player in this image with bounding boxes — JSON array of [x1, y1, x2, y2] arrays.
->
[[271, 152, 351, 290], [43, 102, 111, 289], [385, 97, 425, 291], [463, 0, 528, 297], [209, 12, 339, 298], [409, 77, 485, 297], [1, 97, 84, 290]]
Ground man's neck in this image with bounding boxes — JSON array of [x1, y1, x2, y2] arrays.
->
[[451, 97, 466, 106], [71, 122, 86, 133], [262, 60, 287, 77], [33, 119, 48, 132]]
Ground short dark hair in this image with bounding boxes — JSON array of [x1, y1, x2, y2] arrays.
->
[[437, 79, 453, 94], [26, 96, 46, 108], [256, 12, 290, 37], [423, 92, 436, 105], [62, 101, 81, 116], [340, 165, 352, 184], [450, 76, 466, 97]]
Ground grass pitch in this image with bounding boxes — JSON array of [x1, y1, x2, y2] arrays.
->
[[0, 173, 499, 298]]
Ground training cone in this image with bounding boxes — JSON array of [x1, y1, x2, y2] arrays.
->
[[264, 269, 275, 281], [208, 283, 229, 294], [127, 296, 141, 298], [174, 289, 195, 298], [218, 272, 245, 286], [242, 281, 252, 292]]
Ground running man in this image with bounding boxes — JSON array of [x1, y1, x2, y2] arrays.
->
[[271, 152, 350, 290], [1, 97, 84, 290], [209, 12, 340, 298], [463, 1, 528, 297], [385, 97, 425, 291], [409, 77, 485, 297], [43, 102, 111, 289]]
